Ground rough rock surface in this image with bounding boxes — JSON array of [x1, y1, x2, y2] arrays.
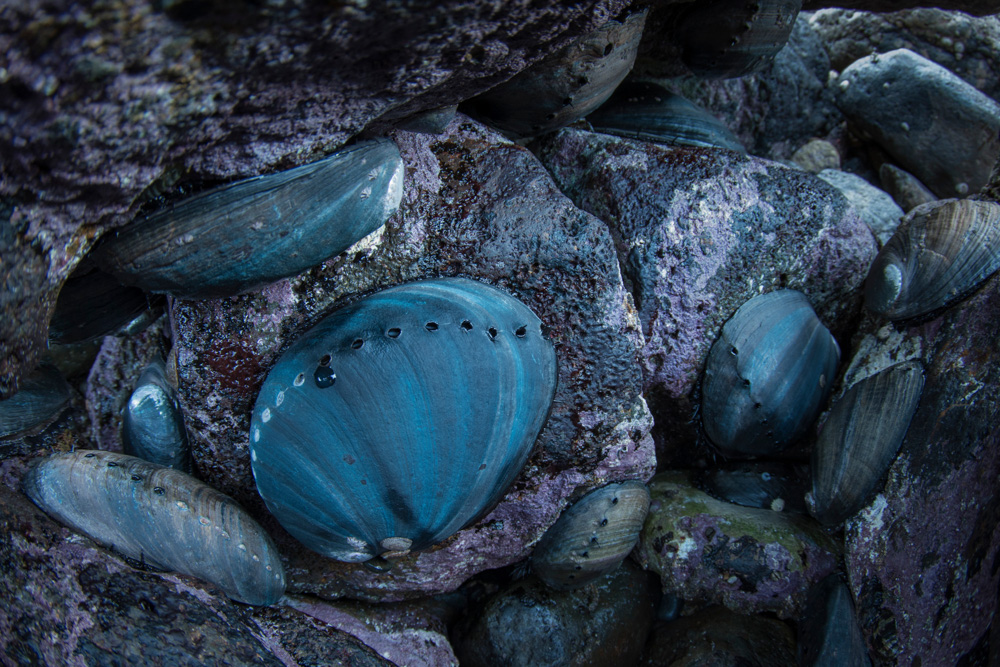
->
[[803, 0, 1000, 15], [0, 478, 390, 666], [535, 128, 877, 464], [453, 561, 659, 667], [817, 168, 904, 244], [636, 472, 840, 618], [169, 115, 655, 601], [845, 270, 1000, 666], [0, 0, 630, 397]]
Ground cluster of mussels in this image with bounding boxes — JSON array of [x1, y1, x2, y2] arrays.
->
[[3, 3, 999, 665]]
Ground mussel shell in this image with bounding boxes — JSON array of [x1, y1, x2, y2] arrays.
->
[[49, 267, 164, 344], [249, 277, 557, 562], [587, 81, 746, 152], [464, 11, 647, 139], [798, 574, 872, 667], [530, 480, 650, 590], [123, 358, 190, 472], [808, 361, 924, 526], [864, 199, 1000, 321], [701, 290, 840, 457], [94, 139, 404, 299], [695, 462, 808, 513], [22, 450, 285, 605], [0, 364, 71, 439], [676, 0, 802, 79]]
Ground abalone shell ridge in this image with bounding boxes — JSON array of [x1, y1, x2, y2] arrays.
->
[[250, 277, 558, 562]]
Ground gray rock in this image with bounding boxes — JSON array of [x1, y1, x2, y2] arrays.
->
[[792, 139, 842, 173], [879, 163, 937, 212], [535, 128, 876, 464], [803, 0, 1000, 15], [817, 168, 904, 244], [835, 48, 1000, 198]]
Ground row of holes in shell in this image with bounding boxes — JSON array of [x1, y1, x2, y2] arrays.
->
[[728, 344, 774, 437]]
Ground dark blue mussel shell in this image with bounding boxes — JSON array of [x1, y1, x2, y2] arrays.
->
[[250, 278, 558, 562], [123, 358, 191, 472], [94, 139, 404, 299]]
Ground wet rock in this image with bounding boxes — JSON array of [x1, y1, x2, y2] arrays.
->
[[835, 48, 1000, 199], [0, 0, 631, 397], [817, 169, 904, 244], [879, 164, 937, 213], [636, 472, 839, 618], [535, 128, 876, 464], [809, 9, 1000, 102], [0, 480, 388, 666], [170, 115, 655, 601], [453, 560, 659, 667], [640, 606, 796, 666], [845, 269, 1000, 665], [791, 139, 841, 174], [803, 0, 1000, 15]]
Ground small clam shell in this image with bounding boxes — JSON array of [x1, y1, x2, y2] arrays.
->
[[864, 199, 1000, 321], [0, 364, 71, 439], [676, 0, 802, 79], [587, 81, 746, 152], [94, 139, 404, 299], [701, 290, 840, 457], [695, 463, 808, 513], [123, 358, 190, 472], [465, 11, 647, 138], [531, 480, 650, 590], [22, 450, 285, 605], [798, 575, 872, 667], [49, 267, 164, 344], [808, 361, 924, 526]]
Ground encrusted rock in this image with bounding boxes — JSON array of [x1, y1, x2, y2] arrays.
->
[[817, 168, 904, 244]]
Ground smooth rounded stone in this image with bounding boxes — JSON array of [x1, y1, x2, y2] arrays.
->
[[835, 48, 1000, 199], [48, 266, 164, 344], [817, 169, 904, 245], [636, 472, 839, 618], [0, 364, 71, 440], [0, 482, 387, 666], [879, 164, 937, 213], [535, 128, 876, 465], [845, 269, 1000, 665], [798, 575, 871, 667], [695, 462, 809, 514], [0, 0, 633, 400], [808, 9, 1000, 101], [169, 115, 655, 601], [791, 139, 841, 174], [123, 358, 190, 471], [453, 560, 659, 667], [640, 606, 796, 667]]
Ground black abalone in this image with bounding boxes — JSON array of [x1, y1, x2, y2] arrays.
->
[[250, 277, 558, 563], [123, 358, 191, 472]]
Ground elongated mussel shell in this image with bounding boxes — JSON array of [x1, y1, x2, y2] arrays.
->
[[588, 81, 745, 152], [94, 139, 404, 299], [22, 450, 285, 605], [0, 364, 71, 439], [530, 480, 650, 590], [695, 462, 808, 513], [798, 575, 872, 667], [123, 358, 190, 471], [250, 277, 557, 562], [864, 199, 1000, 321], [808, 361, 924, 526], [701, 290, 840, 457], [464, 11, 647, 139], [49, 266, 164, 343]]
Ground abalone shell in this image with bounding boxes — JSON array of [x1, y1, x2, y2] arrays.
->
[[123, 358, 191, 471], [250, 277, 558, 562], [0, 364, 71, 439], [22, 450, 285, 605], [49, 266, 164, 344]]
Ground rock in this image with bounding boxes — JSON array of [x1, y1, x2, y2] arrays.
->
[[0, 0, 631, 397], [803, 0, 1000, 16], [809, 9, 1000, 101], [535, 128, 876, 464], [879, 164, 937, 213], [835, 48, 1000, 199], [640, 606, 797, 666], [453, 560, 659, 667], [636, 472, 840, 618], [844, 270, 1000, 665], [0, 479, 389, 666], [169, 115, 656, 601], [798, 575, 871, 667], [817, 168, 904, 244], [791, 139, 842, 173]]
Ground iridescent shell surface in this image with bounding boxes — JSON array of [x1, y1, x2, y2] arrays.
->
[[531, 480, 650, 590], [94, 139, 404, 299], [588, 81, 745, 152], [249, 277, 558, 563], [864, 199, 1000, 321], [0, 364, 71, 439], [695, 462, 808, 513], [465, 11, 647, 138], [22, 450, 285, 605], [701, 290, 840, 457], [123, 358, 190, 472], [808, 361, 924, 526]]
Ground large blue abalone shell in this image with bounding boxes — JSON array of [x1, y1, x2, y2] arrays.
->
[[249, 277, 558, 562]]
